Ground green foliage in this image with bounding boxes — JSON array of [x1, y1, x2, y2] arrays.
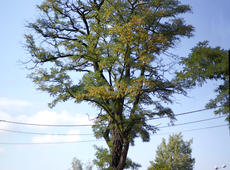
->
[[93, 146, 141, 170], [25, 0, 193, 168], [177, 41, 229, 123], [93, 146, 111, 170], [148, 133, 195, 170]]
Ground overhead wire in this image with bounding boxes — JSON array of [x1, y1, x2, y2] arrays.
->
[[0, 119, 93, 127], [0, 107, 220, 127], [158, 115, 226, 128], [0, 115, 226, 136], [0, 107, 227, 145], [0, 139, 103, 145], [157, 124, 229, 135], [0, 128, 94, 136], [147, 107, 215, 120], [0, 124, 228, 145]]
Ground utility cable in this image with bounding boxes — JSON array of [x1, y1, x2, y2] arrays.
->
[[0, 124, 228, 145], [0, 139, 102, 145], [156, 124, 229, 136], [0, 128, 94, 136], [0, 115, 226, 136], [158, 115, 226, 128], [148, 107, 216, 120], [0, 119, 93, 127], [0, 107, 219, 127]]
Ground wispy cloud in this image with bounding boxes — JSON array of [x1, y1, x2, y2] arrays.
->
[[0, 107, 94, 143], [18, 110, 93, 126], [0, 111, 12, 129], [0, 97, 31, 109], [32, 130, 81, 143], [0, 147, 5, 153], [0, 109, 94, 143]]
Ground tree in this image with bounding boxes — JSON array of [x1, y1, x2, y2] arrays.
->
[[70, 157, 93, 170], [71, 158, 83, 170], [177, 42, 229, 123], [148, 133, 195, 170], [24, 0, 193, 169]]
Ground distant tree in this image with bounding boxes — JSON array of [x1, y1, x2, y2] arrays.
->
[[71, 158, 83, 170], [148, 133, 195, 170], [177, 42, 229, 123], [70, 157, 93, 170], [25, 0, 193, 169]]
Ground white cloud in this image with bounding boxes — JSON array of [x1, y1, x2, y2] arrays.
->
[[0, 111, 12, 129], [0, 147, 5, 153], [32, 129, 81, 143], [0, 97, 31, 109], [0, 109, 94, 142], [18, 110, 93, 127]]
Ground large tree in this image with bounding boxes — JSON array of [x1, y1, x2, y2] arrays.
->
[[148, 133, 195, 170], [177, 42, 229, 123], [24, 0, 193, 169]]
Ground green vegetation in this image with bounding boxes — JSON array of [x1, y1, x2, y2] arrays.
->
[[24, 0, 194, 169], [177, 42, 229, 123], [93, 146, 141, 170], [148, 133, 195, 170]]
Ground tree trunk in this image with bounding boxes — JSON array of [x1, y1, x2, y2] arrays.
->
[[117, 139, 129, 170], [111, 127, 129, 170]]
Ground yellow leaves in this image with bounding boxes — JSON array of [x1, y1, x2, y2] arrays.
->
[[156, 34, 167, 44], [40, 3, 49, 10], [139, 55, 148, 65], [109, 24, 133, 44], [115, 81, 129, 97], [107, 15, 167, 56], [108, 15, 147, 45], [74, 76, 153, 102], [104, 8, 112, 20], [44, 76, 49, 80], [83, 85, 114, 100], [114, 77, 150, 98], [130, 15, 145, 26]]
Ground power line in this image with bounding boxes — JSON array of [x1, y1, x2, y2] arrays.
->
[[0, 115, 226, 136], [0, 119, 93, 127], [0, 124, 228, 145], [175, 124, 229, 133], [0, 107, 219, 127], [0, 128, 94, 136], [0, 140, 102, 145], [156, 124, 229, 136], [148, 107, 216, 120], [158, 115, 226, 129]]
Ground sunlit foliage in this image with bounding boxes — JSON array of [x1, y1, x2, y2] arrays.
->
[[25, 0, 193, 169]]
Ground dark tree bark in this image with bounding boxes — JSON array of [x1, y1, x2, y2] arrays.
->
[[111, 126, 130, 170]]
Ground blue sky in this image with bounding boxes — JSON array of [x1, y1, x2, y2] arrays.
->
[[0, 0, 229, 170]]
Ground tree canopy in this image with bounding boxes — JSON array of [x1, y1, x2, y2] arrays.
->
[[24, 0, 193, 169], [148, 133, 195, 170], [177, 42, 229, 123]]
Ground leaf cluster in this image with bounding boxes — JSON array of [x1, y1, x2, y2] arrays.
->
[[177, 41, 229, 122]]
